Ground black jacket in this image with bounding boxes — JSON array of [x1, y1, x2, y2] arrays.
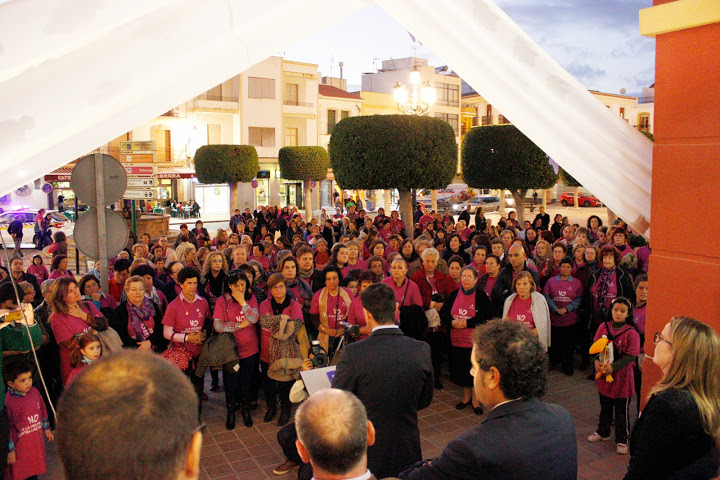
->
[[491, 264, 540, 312], [625, 389, 720, 480], [439, 288, 494, 329], [333, 327, 433, 479], [585, 266, 635, 324], [1, 272, 42, 306], [110, 301, 168, 352], [399, 398, 577, 480], [8, 220, 23, 240]]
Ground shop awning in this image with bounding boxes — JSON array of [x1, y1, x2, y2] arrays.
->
[[156, 166, 195, 179], [44, 167, 73, 182]]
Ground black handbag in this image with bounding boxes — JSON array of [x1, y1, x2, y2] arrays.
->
[[398, 280, 427, 340]]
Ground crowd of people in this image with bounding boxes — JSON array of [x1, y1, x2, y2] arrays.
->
[[0, 200, 717, 480]]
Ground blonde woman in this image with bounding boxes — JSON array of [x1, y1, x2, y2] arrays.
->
[[624, 316, 720, 480], [532, 239, 552, 271]]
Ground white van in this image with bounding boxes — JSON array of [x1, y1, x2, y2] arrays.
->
[[416, 184, 471, 210]]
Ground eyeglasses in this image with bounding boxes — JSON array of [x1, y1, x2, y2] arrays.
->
[[653, 332, 673, 348]]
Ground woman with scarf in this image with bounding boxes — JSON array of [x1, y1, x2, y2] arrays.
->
[[213, 270, 260, 430], [258, 273, 305, 426], [532, 239, 552, 271], [295, 246, 324, 293], [201, 252, 229, 313], [111, 275, 166, 351], [310, 265, 353, 359], [131, 264, 168, 313], [79, 274, 117, 319], [277, 256, 313, 327], [440, 266, 493, 415]]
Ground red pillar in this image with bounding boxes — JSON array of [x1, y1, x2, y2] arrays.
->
[[642, 2, 720, 401]]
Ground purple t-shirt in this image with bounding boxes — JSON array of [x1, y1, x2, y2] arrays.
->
[[545, 276, 583, 327], [162, 294, 211, 358], [213, 295, 259, 359], [310, 288, 352, 330], [382, 277, 423, 322], [508, 296, 535, 329], [635, 304, 647, 354], [594, 322, 640, 398], [450, 290, 475, 348]]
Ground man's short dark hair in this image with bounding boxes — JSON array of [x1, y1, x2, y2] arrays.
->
[[177, 266, 201, 285], [296, 389, 367, 475], [360, 283, 395, 325], [131, 264, 156, 278], [113, 258, 131, 274], [57, 351, 198, 480], [472, 320, 548, 399]]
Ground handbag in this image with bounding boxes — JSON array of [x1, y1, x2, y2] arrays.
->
[[162, 342, 194, 371], [398, 280, 427, 340], [96, 327, 123, 357], [194, 298, 240, 376]]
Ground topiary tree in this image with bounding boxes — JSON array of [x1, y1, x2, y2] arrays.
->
[[461, 125, 557, 222], [194, 145, 258, 211], [278, 146, 329, 219], [329, 115, 457, 237], [559, 167, 582, 209]]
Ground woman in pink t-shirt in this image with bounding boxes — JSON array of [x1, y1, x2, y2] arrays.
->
[[346, 271, 376, 340], [502, 271, 550, 352], [440, 266, 494, 415]]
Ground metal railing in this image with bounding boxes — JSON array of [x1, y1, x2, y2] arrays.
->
[[638, 96, 654, 104], [283, 100, 314, 107], [481, 116, 492, 126], [196, 94, 239, 102], [637, 124, 651, 133]]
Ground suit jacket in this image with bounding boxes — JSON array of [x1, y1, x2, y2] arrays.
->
[[333, 327, 433, 479], [399, 398, 577, 480]]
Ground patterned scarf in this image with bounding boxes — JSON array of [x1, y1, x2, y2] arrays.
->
[[597, 266, 616, 308], [127, 298, 155, 342], [287, 278, 313, 306], [298, 265, 315, 280]]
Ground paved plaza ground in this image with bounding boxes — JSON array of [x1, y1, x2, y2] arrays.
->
[[43, 364, 636, 480]]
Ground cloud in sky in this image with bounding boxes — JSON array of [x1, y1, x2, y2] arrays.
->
[[282, 1, 655, 95]]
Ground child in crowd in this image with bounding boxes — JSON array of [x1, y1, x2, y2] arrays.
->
[[66, 332, 102, 386], [588, 297, 640, 455], [4, 359, 53, 480], [26, 255, 48, 284], [314, 240, 330, 270]]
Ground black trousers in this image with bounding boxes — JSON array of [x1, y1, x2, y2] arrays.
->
[[277, 423, 313, 480], [224, 353, 259, 406], [597, 394, 631, 444], [184, 364, 204, 418], [425, 330, 446, 382], [550, 325, 576, 373], [260, 361, 293, 409]]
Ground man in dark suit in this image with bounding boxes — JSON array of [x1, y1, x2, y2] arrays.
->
[[333, 283, 434, 479], [399, 320, 577, 480]]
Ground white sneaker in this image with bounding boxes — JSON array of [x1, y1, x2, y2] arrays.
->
[[616, 443, 629, 455], [587, 432, 611, 443]]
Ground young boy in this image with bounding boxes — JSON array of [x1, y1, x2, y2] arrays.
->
[[4, 360, 53, 480]]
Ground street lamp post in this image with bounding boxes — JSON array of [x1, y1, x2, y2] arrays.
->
[[393, 67, 436, 116]]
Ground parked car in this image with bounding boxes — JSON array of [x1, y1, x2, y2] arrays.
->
[[453, 195, 501, 212], [0, 209, 67, 247], [560, 192, 601, 207]]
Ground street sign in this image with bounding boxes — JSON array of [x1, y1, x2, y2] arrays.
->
[[120, 153, 154, 163], [124, 165, 155, 176], [41, 183, 53, 194], [310, 180, 317, 188], [251, 179, 259, 189], [120, 141, 155, 152], [123, 189, 154, 200], [71, 154, 127, 205], [127, 177, 155, 187], [74, 209, 129, 259]]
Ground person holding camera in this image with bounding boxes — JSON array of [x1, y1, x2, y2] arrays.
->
[[333, 283, 433, 479], [310, 265, 353, 360], [410, 247, 456, 390]]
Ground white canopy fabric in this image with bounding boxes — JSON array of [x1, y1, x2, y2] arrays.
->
[[0, 0, 652, 236]]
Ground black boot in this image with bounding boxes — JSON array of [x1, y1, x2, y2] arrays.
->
[[264, 404, 277, 423], [241, 401, 253, 428], [225, 392, 238, 430], [278, 406, 291, 427]]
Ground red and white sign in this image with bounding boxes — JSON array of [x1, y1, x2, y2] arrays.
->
[[251, 179, 259, 189], [124, 165, 154, 176]]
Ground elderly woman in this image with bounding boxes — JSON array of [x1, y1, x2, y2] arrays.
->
[[502, 271, 550, 352], [586, 246, 635, 327], [382, 257, 423, 333], [624, 317, 720, 480], [345, 240, 367, 274], [277, 255, 313, 325], [213, 270, 260, 430], [201, 251, 229, 312], [79, 274, 117, 319], [259, 273, 305, 426], [310, 265, 353, 358], [440, 266, 493, 414], [110, 275, 165, 352], [49, 277, 109, 384], [411, 247, 457, 390], [181, 244, 201, 269], [48, 255, 74, 280]]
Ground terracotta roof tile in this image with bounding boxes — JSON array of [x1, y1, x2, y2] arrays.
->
[[319, 84, 363, 100]]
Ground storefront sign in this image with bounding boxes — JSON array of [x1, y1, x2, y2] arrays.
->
[[120, 153, 154, 163], [124, 165, 155, 176], [120, 141, 155, 152]]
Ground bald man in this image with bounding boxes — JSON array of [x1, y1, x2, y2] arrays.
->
[[491, 244, 540, 310], [295, 389, 392, 480]]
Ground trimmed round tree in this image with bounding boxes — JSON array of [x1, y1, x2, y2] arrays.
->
[[559, 167, 582, 208], [278, 146, 329, 219], [461, 125, 557, 222], [194, 145, 258, 211], [329, 115, 457, 237]]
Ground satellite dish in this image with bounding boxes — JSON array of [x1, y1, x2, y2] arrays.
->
[[620, 88, 627, 95]]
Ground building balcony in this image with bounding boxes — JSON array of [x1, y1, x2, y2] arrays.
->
[[637, 124, 651, 133], [189, 95, 239, 110], [481, 116, 492, 126]]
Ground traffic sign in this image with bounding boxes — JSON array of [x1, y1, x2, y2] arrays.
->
[[251, 179, 259, 189], [123, 189, 154, 200], [120, 141, 155, 152], [310, 180, 317, 188], [120, 153, 154, 163], [71, 154, 127, 205], [127, 177, 155, 188], [124, 165, 155, 176], [74, 209, 129, 259]]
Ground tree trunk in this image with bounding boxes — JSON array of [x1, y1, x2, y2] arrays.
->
[[229, 182, 238, 212], [499, 189, 506, 214], [512, 189, 528, 223], [399, 189, 413, 238], [431, 189, 438, 212], [573, 186, 580, 209], [304, 181, 313, 221], [384, 189, 391, 213]]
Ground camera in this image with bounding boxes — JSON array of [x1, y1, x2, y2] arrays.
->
[[340, 322, 361, 343], [431, 293, 446, 303], [310, 340, 328, 368]]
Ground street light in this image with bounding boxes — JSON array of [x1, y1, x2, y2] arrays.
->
[[393, 67, 436, 115]]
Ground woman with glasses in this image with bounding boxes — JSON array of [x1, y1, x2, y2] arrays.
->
[[624, 316, 720, 479], [213, 270, 259, 430]]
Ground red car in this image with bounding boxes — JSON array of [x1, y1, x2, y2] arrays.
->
[[560, 192, 601, 207]]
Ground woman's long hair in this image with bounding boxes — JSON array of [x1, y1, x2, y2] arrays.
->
[[49, 276, 79, 315], [651, 316, 720, 442]]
